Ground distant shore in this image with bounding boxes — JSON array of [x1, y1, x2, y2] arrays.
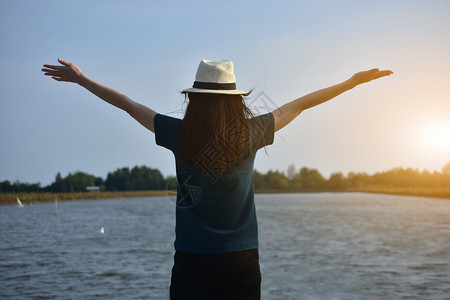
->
[[255, 187, 450, 200], [1, 187, 449, 206], [0, 190, 169, 206]]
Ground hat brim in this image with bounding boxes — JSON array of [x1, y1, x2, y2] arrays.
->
[[181, 87, 250, 96]]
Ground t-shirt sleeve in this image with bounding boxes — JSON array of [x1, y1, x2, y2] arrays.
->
[[251, 112, 275, 150], [154, 113, 181, 153]]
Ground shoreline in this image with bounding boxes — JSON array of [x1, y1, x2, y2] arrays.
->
[[1, 187, 449, 206], [0, 190, 170, 206], [255, 187, 450, 199]]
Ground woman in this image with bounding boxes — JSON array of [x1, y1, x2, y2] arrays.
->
[[42, 58, 392, 299]]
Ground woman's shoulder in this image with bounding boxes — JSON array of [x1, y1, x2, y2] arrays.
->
[[154, 113, 183, 130], [155, 113, 182, 122], [249, 112, 274, 128]]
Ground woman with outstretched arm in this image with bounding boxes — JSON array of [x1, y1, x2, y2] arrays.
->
[[42, 58, 392, 299]]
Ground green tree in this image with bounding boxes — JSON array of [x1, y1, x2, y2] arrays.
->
[[51, 172, 66, 192], [347, 172, 370, 188], [1, 180, 12, 192], [265, 170, 289, 189], [328, 172, 347, 190], [105, 166, 165, 191], [105, 167, 131, 191], [50, 171, 103, 192], [297, 167, 326, 190], [286, 164, 296, 180]]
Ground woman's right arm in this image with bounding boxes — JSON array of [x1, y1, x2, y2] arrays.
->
[[42, 58, 157, 133]]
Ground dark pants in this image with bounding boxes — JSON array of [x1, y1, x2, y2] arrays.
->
[[170, 248, 261, 300]]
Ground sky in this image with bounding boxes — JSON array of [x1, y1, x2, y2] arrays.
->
[[1, 0, 449, 186]]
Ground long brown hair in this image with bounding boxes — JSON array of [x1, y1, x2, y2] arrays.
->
[[179, 92, 257, 175]]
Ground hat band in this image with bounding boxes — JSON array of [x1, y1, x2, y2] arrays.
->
[[193, 81, 236, 90]]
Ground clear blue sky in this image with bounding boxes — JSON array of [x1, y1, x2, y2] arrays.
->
[[1, 0, 449, 186]]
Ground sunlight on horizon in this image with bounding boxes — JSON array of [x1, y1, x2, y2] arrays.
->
[[422, 121, 450, 153]]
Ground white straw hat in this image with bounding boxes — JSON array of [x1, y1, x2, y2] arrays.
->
[[182, 60, 249, 95]]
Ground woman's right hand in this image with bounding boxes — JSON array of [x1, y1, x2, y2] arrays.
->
[[42, 58, 86, 84]]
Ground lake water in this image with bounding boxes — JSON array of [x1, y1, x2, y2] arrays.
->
[[1, 193, 449, 299]]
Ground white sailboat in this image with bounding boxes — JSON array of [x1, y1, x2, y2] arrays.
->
[[17, 197, 24, 208]]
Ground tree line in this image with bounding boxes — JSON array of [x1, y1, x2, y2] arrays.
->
[[254, 163, 450, 191], [1, 163, 449, 193], [0, 166, 176, 193]]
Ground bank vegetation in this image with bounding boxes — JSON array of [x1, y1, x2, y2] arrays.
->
[[1, 163, 449, 205]]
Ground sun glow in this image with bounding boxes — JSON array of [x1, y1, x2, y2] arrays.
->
[[422, 122, 450, 152]]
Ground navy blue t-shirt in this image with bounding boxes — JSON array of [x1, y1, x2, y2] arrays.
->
[[154, 112, 274, 253]]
